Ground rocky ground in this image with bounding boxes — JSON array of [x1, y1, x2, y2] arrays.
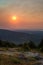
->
[[0, 48, 43, 65]]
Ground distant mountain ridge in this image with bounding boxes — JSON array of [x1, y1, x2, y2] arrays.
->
[[0, 29, 43, 44]]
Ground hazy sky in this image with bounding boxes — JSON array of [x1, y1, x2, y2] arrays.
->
[[0, 0, 43, 30]]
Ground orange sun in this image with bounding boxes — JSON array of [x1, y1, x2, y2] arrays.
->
[[12, 16, 17, 21]]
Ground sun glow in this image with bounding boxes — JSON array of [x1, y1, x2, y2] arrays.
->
[[12, 16, 17, 21]]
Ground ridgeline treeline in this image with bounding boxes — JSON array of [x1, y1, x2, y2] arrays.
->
[[0, 39, 43, 52]]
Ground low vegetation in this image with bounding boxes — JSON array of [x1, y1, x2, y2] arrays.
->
[[0, 39, 43, 52], [0, 54, 39, 65]]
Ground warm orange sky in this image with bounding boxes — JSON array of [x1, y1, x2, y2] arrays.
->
[[0, 0, 43, 30]]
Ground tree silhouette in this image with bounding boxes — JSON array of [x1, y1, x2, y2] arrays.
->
[[28, 41, 36, 49], [38, 39, 43, 52], [38, 39, 43, 48]]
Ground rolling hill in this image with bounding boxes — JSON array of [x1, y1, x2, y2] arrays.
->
[[0, 29, 43, 44]]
